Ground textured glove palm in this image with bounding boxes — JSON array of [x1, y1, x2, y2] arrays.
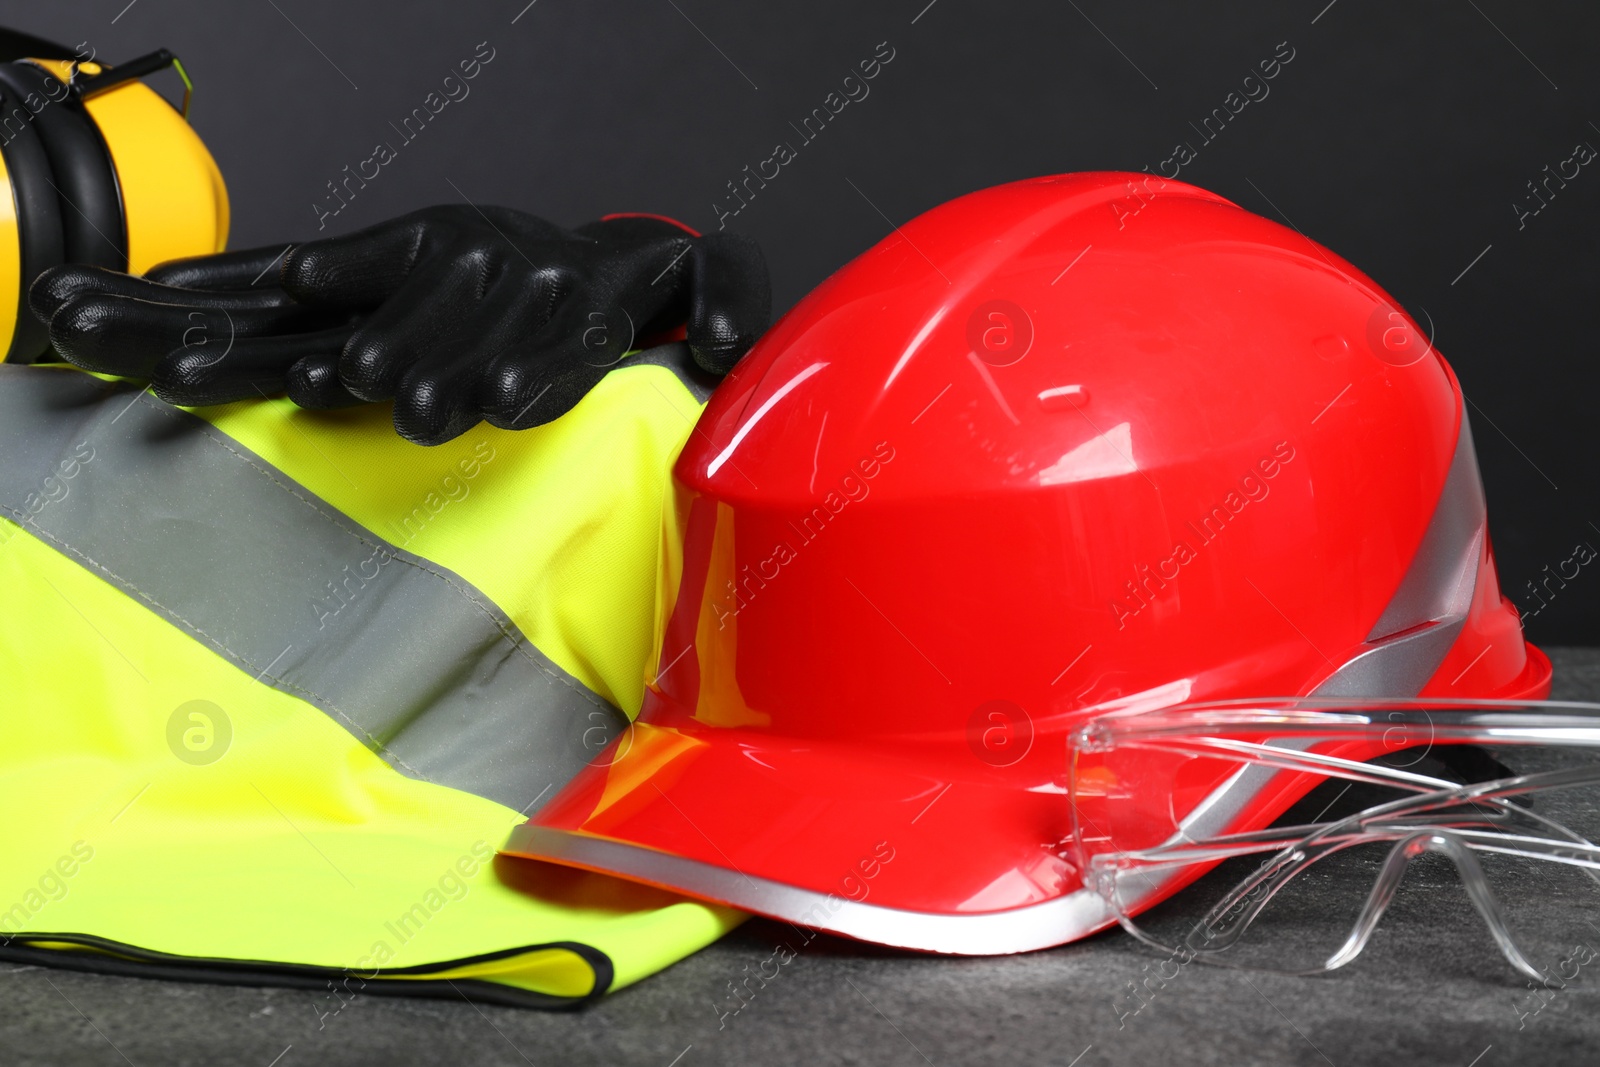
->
[[29, 206, 771, 444]]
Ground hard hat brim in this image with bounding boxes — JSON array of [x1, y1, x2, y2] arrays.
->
[[505, 639, 1554, 955], [505, 719, 1122, 955]]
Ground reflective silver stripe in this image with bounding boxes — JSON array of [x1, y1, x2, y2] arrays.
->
[[1364, 415, 1485, 642], [0, 364, 626, 813], [1312, 405, 1485, 698], [623, 341, 720, 403], [504, 823, 1118, 955], [1310, 615, 1469, 698], [1098, 407, 1493, 915]]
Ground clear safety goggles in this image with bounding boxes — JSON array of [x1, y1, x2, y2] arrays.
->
[[1068, 700, 1600, 980]]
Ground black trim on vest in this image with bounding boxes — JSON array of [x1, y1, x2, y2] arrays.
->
[[0, 931, 617, 1010]]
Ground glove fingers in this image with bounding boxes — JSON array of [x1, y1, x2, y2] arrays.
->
[[337, 247, 494, 402], [389, 276, 545, 445], [47, 294, 333, 378], [31, 264, 297, 327], [152, 328, 354, 407], [557, 236, 701, 366], [569, 231, 769, 375], [475, 239, 715, 430], [144, 244, 295, 291], [479, 346, 608, 430], [281, 213, 438, 307], [477, 303, 612, 431], [390, 341, 490, 446], [685, 232, 771, 375], [286, 349, 364, 410]]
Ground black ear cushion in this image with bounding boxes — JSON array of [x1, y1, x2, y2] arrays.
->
[[0, 75, 65, 363], [0, 30, 79, 63], [0, 62, 125, 271]]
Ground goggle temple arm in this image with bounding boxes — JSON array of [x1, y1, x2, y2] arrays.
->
[[1069, 703, 1600, 979]]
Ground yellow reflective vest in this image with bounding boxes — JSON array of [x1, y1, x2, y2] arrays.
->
[[0, 345, 741, 1007]]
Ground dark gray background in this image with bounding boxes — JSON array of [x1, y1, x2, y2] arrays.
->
[[8, 0, 1600, 643]]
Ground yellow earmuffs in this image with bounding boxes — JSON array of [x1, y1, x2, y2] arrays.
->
[[0, 28, 227, 362]]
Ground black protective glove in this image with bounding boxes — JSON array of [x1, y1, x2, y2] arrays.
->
[[29, 206, 771, 445]]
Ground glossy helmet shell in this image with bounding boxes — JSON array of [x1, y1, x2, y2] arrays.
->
[[509, 172, 1550, 953]]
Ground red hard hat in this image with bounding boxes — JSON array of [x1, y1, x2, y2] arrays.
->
[[505, 172, 1551, 954]]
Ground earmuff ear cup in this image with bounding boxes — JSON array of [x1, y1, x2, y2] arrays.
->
[[0, 72, 65, 363], [0, 34, 228, 363], [0, 62, 125, 270]]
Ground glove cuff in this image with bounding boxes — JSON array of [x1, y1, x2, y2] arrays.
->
[[598, 212, 701, 238]]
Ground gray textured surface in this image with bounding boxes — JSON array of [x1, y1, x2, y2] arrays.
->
[[4, 648, 1599, 1066]]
